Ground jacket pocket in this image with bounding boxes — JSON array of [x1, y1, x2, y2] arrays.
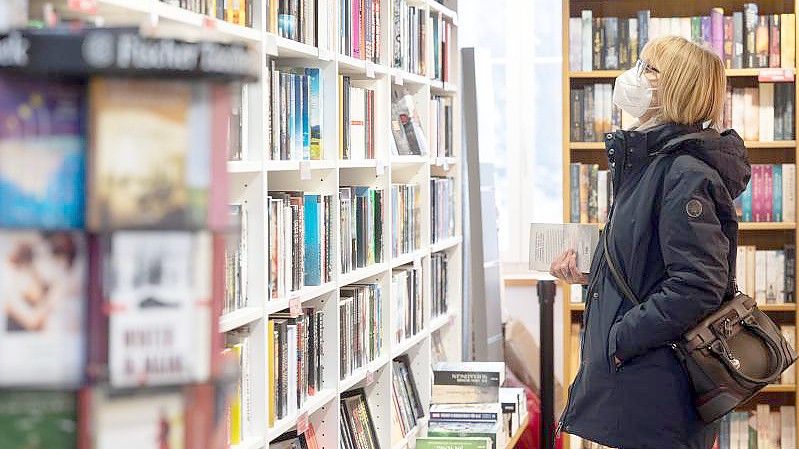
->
[[607, 319, 622, 373]]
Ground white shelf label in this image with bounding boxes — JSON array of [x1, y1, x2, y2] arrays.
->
[[68, 0, 97, 13], [297, 411, 309, 434], [265, 34, 279, 56], [366, 61, 376, 78], [149, 11, 160, 27], [394, 71, 404, 85], [300, 160, 312, 180], [376, 159, 386, 176], [289, 299, 302, 317], [365, 369, 375, 386]]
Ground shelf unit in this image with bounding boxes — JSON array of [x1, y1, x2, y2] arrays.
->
[[53, 0, 463, 447], [561, 1, 799, 447]]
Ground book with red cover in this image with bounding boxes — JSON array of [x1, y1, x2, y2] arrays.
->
[[753, 164, 764, 222], [352, 0, 362, 59]]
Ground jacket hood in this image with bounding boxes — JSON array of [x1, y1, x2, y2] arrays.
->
[[647, 123, 752, 199]]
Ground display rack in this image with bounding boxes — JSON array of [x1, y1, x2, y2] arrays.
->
[[561, 1, 799, 447], [48, 0, 463, 448]]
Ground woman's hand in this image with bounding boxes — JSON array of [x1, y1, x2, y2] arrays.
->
[[549, 249, 589, 285]]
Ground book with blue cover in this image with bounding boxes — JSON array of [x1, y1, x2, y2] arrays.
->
[[774, 163, 783, 222], [0, 76, 85, 229], [306, 68, 322, 159], [304, 194, 321, 286]]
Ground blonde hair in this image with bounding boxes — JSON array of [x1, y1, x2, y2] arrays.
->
[[640, 36, 726, 127]]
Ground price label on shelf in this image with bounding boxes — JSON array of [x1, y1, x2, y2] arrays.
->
[[149, 11, 160, 27], [202, 16, 218, 30], [365, 369, 375, 386], [376, 159, 386, 176], [318, 48, 333, 61], [413, 257, 422, 271], [265, 34, 279, 56], [68, 0, 98, 14], [300, 160, 312, 180], [289, 299, 302, 317], [365, 61, 376, 78], [296, 411, 309, 434], [443, 159, 450, 171], [394, 71, 404, 86]]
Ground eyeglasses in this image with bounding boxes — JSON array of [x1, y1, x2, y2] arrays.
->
[[635, 59, 660, 77]]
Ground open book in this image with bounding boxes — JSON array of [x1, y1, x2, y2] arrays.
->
[[528, 224, 599, 273]]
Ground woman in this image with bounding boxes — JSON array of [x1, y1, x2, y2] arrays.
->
[[551, 36, 751, 449]]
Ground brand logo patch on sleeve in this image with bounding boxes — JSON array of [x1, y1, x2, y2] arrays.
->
[[686, 199, 703, 218]]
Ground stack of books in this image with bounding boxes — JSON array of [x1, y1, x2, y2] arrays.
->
[[717, 405, 796, 448], [224, 203, 249, 315], [267, 307, 326, 425], [392, 87, 428, 156], [724, 84, 795, 142], [568, 5, 796, 71], [391, 355, 425, 440], [267, 64, 324, 161], [569, 83, 624, 142], [341, 389, 381, 449], [427, 362, 509, 449], [431, 252, 450, 318], [430, 12, 453, 82], [224, 332, 252, 444], [339, 186, 384, 273], [267, 191, 334, 300], [431, 176, 456, 243], [568, 163, 612, 224], [272, 425, 321, 449]]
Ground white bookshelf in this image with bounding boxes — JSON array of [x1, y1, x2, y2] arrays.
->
[[53, 0, 463, 447]]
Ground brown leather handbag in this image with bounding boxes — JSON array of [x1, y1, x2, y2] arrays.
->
[[603, 227, 798, 424]]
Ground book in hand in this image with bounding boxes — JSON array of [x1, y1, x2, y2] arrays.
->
[[432, 362, 505, 405], [0, 231, 86, 387], [0, 75, 85, 229], [528, 223, 599, 273], [415, 437, 493, 449]]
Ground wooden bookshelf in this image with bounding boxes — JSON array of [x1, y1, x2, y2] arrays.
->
[[561, 1, 799, 447], [504, 415, 531, 449], [58, 1, 463, 448]]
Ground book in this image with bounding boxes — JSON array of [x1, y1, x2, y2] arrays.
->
[[0, 391, 77, 449], [339, 282, 383, 379], [430, 95, 454, 158], [431, 252, 450, 318], [781, 326, 796, 384], [432, 362, 505, 405], [391, 87, 428, 156], [392, 356, 425, 437], [92, 388, 187, 449], [392, 264, 423, 343], [340, 389, 380, 449], [782, 14, 796, 68], [581, 10, 593, 72], [0, 231, 86, 386], [781, 406, 796, 449], [430, 403, 503, 423], [528, 223, 600, 273], [269, 66, 324, 161], [415, 437, 493, 449], [427, 420, 506, 449], [391, 183, 422, 257], [0, 76, 85, 229], [224, 204, 249, 315], [431, 177, 456, 243], [106, 231, 212, 388]]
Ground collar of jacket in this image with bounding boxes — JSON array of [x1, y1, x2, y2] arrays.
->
[[604, 123, 702, 193]]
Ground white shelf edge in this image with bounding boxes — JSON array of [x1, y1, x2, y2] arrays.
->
[[265, 159, 337, 172], [271, 34, 320, 58], [429, 313, 453, 333], [391, 330, 429, 358], [391, 155, 429, 165], [219, 307, 263, 333], [265, 388, 338, 441], [227, 160, 262, 174], [430, 236, 462, 253], [338, 158, 382, 169], [426, 0, 458, 22], [391, 249, 427, 269], [339, 263, 389, 287], [231, 436, 267, 449], [430, 81, 458, 95], [265, 281, 338, 315], [339, 354, 391, 393]]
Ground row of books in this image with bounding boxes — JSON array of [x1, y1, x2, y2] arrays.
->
[[735, 245, 796, 306], [736, 164, 797, 223], [393, 0, 427, 76], [430, 11, 453, 82], [224, 204, 248, 314], [391, 355, 425, 439], [392, 87, 429, 156], [339, 283, 384, 380], [568, 83, 622, 143], [431, 177, 456, 243], [268, 192, 334, 301], [340, 76, 377, 160], [223, 333, 251, 445], [430, 95, 455, 158], [0, 386, 232, 449], [391, 183, 422, 257], [162, 0, 253, 27], [268, 64, 324, 161], [427, 362, 511, 449], [431, 252, 450, 318], [723, 84, 796, 142], [392, 264, 424, 343], [272, 425, 321, 449], [568, 6, 797, 72], [339, 0, 382, 63], [568, 164, 611, 224], [267, 307, 326, 425], [269, 0, 319, 45], [0, 77, 231, 231], [340, 389, 380, 449], [340, 186, 385, 273], [717, 405, 796, 449]]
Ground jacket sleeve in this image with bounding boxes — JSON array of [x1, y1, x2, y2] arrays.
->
[[608, 167, 730, 363]]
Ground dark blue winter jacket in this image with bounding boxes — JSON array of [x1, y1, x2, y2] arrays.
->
[[560, 122, 752, 449]]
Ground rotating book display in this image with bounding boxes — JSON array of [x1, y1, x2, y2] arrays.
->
[[562, 2, 799, 448]]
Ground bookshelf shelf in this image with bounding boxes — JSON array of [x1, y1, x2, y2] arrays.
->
[[392, 329, 430, 358], [562, 2, 799, 447], [391, 421, 423, 449], [339, 355, 391, 393], [338, 263, 388, 287], [271, 34, 320, 59], [430, 312, 454, 333], [265, 159, 337, 172], [219, 307, 263, 333], [338, 159, 382, 169], [431, 236, 462, 253], [227, 160, 262, 174], [391, 249, 428, 268], [265, 388, 338, 442], [392, 154, 431, 165], [430, 81, 458, 95], [396, 71, 431, 86], [431, 156, 458, 168], [231, 437, 267, 449], [264, 282, 338, 315]]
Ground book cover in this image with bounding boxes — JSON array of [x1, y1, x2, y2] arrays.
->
[[0, 76, 85, 229], [711, 8, 724, 58], [528, 222, 600, 272], [0, 231, 86, 386], [415, 437, 492, 449], [427, 421, 505, 449], [744, 3, 758, 68], [781, 14, 796, 69], [93, 389, 185, 449], [432, 362, 505, 405], [0, 390, 77, 449], [773, 163, 783, 222], [759, 83, 775, 142], [88, 79, 211, 230], [391, 88, 427, 156], [106, 232, 212, 388]]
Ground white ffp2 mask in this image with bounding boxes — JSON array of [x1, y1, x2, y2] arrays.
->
[[612, 68, 657, 118]]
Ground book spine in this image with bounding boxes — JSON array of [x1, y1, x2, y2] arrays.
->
[[592, 18, 602, 70], [756, 15, 770, 68], [782, 14, 796, 69], [701, 16, 711, 45], [569, 17, 582, 71], [759, 83, 775, 142], [583, 84, 595, 141], [770, 14, 781, 68], [581, 10, 592, 72], [783, 163, 795, 223], [765, 164, 774, 222], [711, 8, 724, 58], [604, 17, 618, 70], [579, 164, 589, 223], [588, 164, 598, 223], [637, 10, 649, 55], [723, 16, 734, 68], [744, 3, 758, 68], [786, 245, 796, 303], [570, 164, 580, 223], [752, 165, 763, 222], [570, 89, 583, 141], [628, 18, 638, 65], [733, 12, 744, 69], [774, 163, 783, 222]]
